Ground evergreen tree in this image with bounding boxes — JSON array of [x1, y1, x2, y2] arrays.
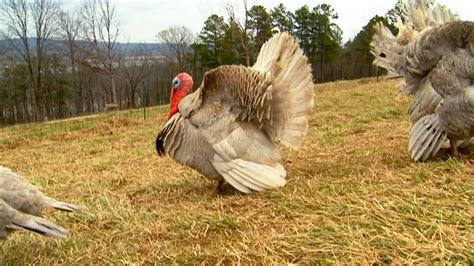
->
[[293, 4, 342, 82], [270, 3, 294, 33], [246, 5, 273, 60], [198, 14, 228, 68]]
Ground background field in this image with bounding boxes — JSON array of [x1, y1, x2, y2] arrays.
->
[[0, 78, 472, 264]]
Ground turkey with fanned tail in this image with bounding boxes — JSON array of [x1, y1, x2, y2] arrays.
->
[[370, 0, 474, 161], [156, 32, 314, 194]]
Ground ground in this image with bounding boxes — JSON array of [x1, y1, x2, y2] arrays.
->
[[0, 78, 472, 264]]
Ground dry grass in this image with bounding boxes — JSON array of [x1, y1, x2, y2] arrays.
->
[[0, 78, 472, 264]]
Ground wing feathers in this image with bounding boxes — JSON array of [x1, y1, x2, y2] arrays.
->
[[211, 137, 286, 193], [212, 156, 286, 194], [409, 113, 447, 161]]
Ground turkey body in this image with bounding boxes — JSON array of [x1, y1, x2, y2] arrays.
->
[[371, 0, 474, 161], [156, 32, 314, 193]]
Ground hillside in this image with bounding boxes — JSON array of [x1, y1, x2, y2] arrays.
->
[[0, 38, 167, 60], [0, 78, 472, 264]]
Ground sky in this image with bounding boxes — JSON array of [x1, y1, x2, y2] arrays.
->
[[59, 0, 474, 43]]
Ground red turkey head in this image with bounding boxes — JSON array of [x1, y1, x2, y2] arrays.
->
[[166, 72, 193, 120]]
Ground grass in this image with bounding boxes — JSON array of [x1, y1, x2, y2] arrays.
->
[[0, 77, 472, 264]]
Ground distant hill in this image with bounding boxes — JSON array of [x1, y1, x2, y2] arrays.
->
[[0, 38, 167, 60]]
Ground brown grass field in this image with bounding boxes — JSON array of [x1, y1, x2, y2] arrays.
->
[[0, 78, 472, 264]]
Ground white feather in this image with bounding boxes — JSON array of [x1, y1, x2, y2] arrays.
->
[[212, 155, 286, 194], [408, 113, 447, 161]]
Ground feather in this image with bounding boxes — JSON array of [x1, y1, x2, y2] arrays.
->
[[45, 197, 82, 213], [1, 199, 68, 240], [409, 114, 447, 161], [253, 32, 314, 149], [0, 166, 80, 239], [212, 156, 286, 194]]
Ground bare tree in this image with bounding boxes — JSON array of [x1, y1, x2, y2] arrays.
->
[[59, 10, 83, 114], [1, 0, 34, 121], [157, 25, 194, 70], [0, 0, 60, 121], [120, 44, 153, 108], [80, 0, 120, 105], [224, 0, 252, 66], [31, 0, 60, 119]]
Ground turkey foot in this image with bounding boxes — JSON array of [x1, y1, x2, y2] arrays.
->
[[212, 180, 226, 196]]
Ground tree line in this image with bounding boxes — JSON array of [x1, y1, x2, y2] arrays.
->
[[0, 0, 397, 125]]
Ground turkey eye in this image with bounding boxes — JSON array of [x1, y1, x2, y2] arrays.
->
[[172, 78, 180, 89]]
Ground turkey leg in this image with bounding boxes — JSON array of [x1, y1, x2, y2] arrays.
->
[[213, 180, 226, 195], [450, 138, 459, 157]]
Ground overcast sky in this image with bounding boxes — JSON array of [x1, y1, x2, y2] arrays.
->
[[59, 0, 473, 43]]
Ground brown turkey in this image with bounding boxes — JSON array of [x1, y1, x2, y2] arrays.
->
[[156, 32, 314, 194]]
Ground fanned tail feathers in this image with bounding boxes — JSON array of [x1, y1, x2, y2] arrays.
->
[[409, 114, 447, 161], [394, 0, 457, 31], [252, 32, 314, 149], [370, 22, 406, 78]]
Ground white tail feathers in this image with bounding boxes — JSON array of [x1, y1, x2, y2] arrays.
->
[[46, 197, 82, 212], [212, 155, 286, 194], [394, 0, 457, 32], [9, 214, 68, 239], [252, 32, 314, 149], [409, 113, 447, 161], [370, 22, 406, 78], [371, 0, 458, 82], [2, 198, 69, 240]]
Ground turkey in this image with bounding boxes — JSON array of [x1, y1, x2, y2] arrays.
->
[[371, 0, 474, 161], [156, 32, 314, 194], [0, 166, 81, 239]]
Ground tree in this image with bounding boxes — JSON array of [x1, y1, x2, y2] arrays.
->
[[157, 26, 194, 71], [198, 14, 228, 68], [246, 5, 272, 60], [59, 10, 83, 114], [343, 15, 397, 79], [120, 44, 153, 108], [40, 53, 72, 119], [224, 0, 252, 66], [80, 0, 120, 105], [1, 0, 33, 122], [222, 18, 244, 64], [313, 4, 342, 82], [270, 3, 294, 33], [0, 63, 29, 123], [293, 5, 316, 57], [32, 0, 61, 118], [0, 0, 60, 121], [293, 4, 342, 82]]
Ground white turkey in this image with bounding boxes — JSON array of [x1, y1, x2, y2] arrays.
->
[[156, 32, 314, 194], [371, 0, 473, 161], [0, 166, 81, 239]]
